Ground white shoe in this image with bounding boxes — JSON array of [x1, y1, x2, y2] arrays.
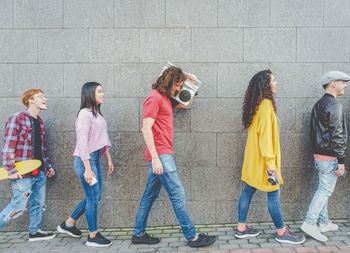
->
[[301, 222, 328, 242], [318, 222, 338, 233]]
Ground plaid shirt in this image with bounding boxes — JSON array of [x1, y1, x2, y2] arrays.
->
[[1, 110, 52, 177]]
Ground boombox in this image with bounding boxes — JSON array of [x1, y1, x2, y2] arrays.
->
[[160, 62, 201, 106]]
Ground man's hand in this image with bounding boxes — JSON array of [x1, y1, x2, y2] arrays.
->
[[8, 172, 22, 180], [46, 168, 55, 177], [335, 164, 345, 176], [152, 156, 163, 175], [187, 73, 197, 83]]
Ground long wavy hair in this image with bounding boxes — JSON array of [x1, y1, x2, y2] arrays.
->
[[242, 70, 276, 129], [78, 82, 102, 117], [152, 66, 186, 97]]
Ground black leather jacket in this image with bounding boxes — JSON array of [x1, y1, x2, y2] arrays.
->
[[310, 93, 347, 163]]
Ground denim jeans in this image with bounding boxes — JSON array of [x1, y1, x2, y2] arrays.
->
[[70, 150, 102, 232], [0, 171, 47, 234], [238, 183, 284, 229], [134, 154, 196, 241], [305, 159, 338, 225]]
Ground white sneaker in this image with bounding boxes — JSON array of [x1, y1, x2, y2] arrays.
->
[[318, 222, 338, 232], [301, 222, 328, 242]]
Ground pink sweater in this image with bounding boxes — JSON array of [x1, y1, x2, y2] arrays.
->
[[73, 108, 111, 160]]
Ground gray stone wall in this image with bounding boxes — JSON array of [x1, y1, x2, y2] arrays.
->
[[1, 0, 350, 231]]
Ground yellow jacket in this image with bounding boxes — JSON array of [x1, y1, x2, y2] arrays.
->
[[241, 99, 283, 192]]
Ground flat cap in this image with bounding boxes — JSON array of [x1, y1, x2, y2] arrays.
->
[[321, 71, 350, 85]]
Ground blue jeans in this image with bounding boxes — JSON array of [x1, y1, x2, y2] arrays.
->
[[305, 159, 338, 225], [0, 171, 47, 234], [134, 154, 196, 241], [238, 183, 284, 229], [70, 150, 102, 232]]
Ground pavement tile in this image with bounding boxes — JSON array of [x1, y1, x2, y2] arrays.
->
[[219, 244, 241, 250], [248, 238, 268, 244], [161, 237, 180, 242], [117, 235, 132, 239], [338, 246, 350, 251], [218, 235, 236, 240], [155, 247, 178, 252], [259, 243, 282, 249], [156, 234, 171, 238], [199, 228, 217, 232], [251, 249, 274, 253], [229, 250, 252, 253], [323, 240, 346, 246], [217, 227, 235, 232], [328, 235, 349, 241], [294, 247, 318, 252], [209, 231, 227, 236], [239, 243, 259, 249], [316, 246, 340, 252], [302, 240, 324, 247], [273, 248, 296, 252]]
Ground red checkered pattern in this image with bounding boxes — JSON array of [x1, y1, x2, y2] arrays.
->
[[1, 110, 52, 176]]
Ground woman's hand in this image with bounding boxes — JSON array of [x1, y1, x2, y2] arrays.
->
[[84, 169, 96, 186], [105, 151, 114, 175], [107, 159, 114, 175], [267, 168, 278, 178]]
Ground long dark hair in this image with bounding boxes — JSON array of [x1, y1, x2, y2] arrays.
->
[[152, 66, 186, 97], [242, 70, 276, 129], [78, 82, 102, 117]]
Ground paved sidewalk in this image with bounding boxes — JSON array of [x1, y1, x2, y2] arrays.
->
[[0, 219, 350, 253]]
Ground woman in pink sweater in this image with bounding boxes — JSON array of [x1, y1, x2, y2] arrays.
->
[[57, 82, 114, 247]]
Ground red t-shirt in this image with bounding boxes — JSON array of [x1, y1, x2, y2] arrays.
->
[[143, 89, 173, 162]]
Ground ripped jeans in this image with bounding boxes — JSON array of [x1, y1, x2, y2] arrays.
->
[[0, 171, 47, 234]]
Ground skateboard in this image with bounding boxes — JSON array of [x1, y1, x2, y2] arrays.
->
[[0, 159, 42, 180]]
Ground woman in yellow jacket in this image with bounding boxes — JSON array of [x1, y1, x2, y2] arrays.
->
[[234, 70, 305, 245]]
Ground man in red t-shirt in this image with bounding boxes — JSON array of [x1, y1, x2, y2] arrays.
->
[[131, 66, 216, 248]]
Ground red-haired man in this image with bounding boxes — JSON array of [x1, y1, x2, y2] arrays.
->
[[0, 89, 55, 241]]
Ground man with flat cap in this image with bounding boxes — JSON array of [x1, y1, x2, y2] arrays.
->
[[301, 71, 350, 241]]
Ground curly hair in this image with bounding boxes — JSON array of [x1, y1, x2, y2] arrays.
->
[[242, 69, 277, 129], [152, 66, 186, 97]]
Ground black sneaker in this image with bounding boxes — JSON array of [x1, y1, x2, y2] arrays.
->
[[235, 226, 260, 239], [187, 233, 216, 248], [57, 221, 82, 238], [29, 230, 56, 242], [131, 233, 160, 244], [86, 232, 112, 247]]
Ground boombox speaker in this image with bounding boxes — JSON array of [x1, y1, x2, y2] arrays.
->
[[160, 62, 201, 106]]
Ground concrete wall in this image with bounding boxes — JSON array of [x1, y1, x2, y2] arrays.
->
[[1, 0, 350, 231]]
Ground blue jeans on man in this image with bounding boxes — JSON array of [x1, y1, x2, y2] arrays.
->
[[134, 154, 197, 241], [0, 171, 47, 234], [305, 159, 338, 225]]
